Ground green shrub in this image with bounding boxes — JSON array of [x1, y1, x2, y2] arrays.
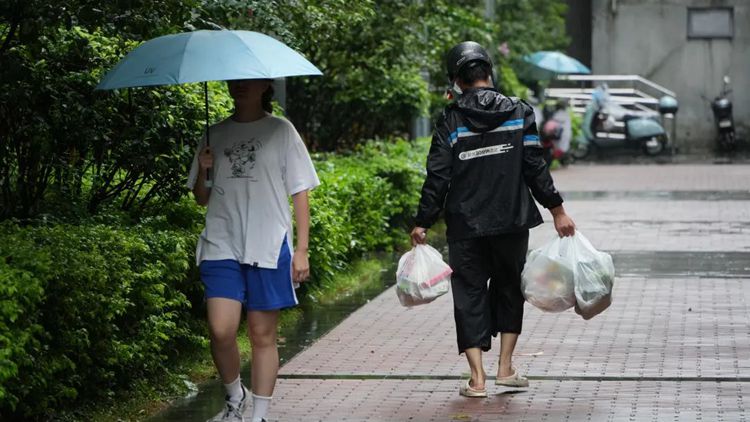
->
[[307, 138, 428, 284], [0, 232, 47, 413], [499, 65, 528, 99], [570, 109, 584, 146], [0, 223, 204, 419]]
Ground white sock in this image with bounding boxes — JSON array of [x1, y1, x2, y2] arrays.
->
[[224, 376, 244, 405], [251, 393, 272, 422]]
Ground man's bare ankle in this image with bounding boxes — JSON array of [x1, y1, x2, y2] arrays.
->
[[470, 377, 486, 389], [497, 364, 513, 377]]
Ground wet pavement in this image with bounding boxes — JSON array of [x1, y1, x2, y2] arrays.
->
[[561, 190, 750, 201], [152, 163, 750, 421]]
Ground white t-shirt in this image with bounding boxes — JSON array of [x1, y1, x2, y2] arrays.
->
[[186, 115, 320, 268]]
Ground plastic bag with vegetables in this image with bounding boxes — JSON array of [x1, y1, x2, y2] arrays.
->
[[570, 232, 615, 320], [522, 232, 614, 318], [521, 237, 577, 312], [395, 244, 452, 307]]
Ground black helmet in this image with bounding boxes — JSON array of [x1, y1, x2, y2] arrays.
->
[[446, 41, 493, 82]]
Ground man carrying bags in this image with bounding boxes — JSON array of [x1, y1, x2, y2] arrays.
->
[[411, 41, 576, 397]]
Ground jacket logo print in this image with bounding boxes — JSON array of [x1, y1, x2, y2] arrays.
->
[[458, 144, 514, 160]]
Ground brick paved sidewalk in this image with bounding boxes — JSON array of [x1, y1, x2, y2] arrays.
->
[[269, 164, 750, 421]]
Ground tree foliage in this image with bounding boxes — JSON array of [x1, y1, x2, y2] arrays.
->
[[1, 0, 568, 219], [283, 0, 429, 150], [0, 3, 233, 219]]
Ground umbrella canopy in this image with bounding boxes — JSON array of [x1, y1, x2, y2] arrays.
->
[[96, 30, 322, 90], [522, 51, 591, 81], [95, 30, 322, 188]]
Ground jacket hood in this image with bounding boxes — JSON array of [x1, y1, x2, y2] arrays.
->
[[453, 87, 521, 132]]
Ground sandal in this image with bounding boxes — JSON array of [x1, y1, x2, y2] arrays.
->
[[459, 379, 488, 398], [495, 368, 529, 388]]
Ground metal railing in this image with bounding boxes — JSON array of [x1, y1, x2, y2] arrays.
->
[[555, 75, 676, 97], [545, 74, 679, 153], [546, 74, 675, 115]]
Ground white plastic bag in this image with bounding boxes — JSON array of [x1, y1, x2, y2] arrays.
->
[[395, 244, 452, 307], [571, 232, 615, 320], [522, 232, 614, 317], [521, 237, 576, 312]]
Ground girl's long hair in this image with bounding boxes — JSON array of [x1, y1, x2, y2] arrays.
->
[[262, 85, 274, 113]]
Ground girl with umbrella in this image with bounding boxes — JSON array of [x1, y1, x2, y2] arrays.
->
[[97, 30, 323, 422], [187, 78, 319, 422]]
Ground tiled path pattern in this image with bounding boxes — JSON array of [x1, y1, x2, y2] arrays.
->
[[271, 165, 750, 421]]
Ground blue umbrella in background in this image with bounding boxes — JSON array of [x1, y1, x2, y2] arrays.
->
[[523, 51, 591, 80], [96, 30, 323, 185]]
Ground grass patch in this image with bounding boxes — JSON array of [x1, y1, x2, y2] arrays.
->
[[307, 258, 387, 305]]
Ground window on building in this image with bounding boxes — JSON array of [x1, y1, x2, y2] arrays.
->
[[688, 7, 734, 39]]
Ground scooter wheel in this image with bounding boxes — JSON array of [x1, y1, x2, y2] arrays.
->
[[571, 142, 590, 159], [721, 132, 736, 151], [643, 136, 666, 156]]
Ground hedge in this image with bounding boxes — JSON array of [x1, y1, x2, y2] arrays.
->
[[308, 139, 428, 284], [0, 137, 429, 419], [0, 223, 205, 419]]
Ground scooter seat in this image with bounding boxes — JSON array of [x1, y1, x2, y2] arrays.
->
[[625, 117, 665, 140]]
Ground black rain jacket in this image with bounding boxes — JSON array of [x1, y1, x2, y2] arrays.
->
[[414, 87, 563, 241]]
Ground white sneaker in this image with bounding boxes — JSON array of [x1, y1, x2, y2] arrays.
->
[[207, 385, 250, 422]]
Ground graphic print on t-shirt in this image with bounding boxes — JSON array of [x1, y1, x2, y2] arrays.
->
[[224, 138, 263, 179]]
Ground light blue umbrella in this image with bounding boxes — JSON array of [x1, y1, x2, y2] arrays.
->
[[96, 30, 322, 185], [522, 51, 591, 80], [96, 30, 322, 89]]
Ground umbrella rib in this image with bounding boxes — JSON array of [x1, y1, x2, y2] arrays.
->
[[227, 30, 272, 79], [176, 33, 193, 84]]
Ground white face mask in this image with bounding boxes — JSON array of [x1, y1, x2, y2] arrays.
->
[[451, 81, 463, 98]]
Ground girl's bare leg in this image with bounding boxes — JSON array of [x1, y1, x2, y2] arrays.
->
[[207, 298, 243, 383], [247, 310, 280, 396]]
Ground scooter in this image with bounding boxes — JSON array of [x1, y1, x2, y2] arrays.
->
[[571, 84, 668, 159], [711, 76, 736, 152]]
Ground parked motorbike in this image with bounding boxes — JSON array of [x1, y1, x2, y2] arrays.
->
[[571, 84, 668, 158], [711, 76, 736, 152]]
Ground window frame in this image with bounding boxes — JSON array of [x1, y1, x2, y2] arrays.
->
[[687, 7, 734, 40]]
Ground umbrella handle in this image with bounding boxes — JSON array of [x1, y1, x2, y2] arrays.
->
[[204, 82, 213, 188]]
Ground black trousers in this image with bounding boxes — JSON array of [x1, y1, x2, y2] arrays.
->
[[449, 231, 529, 354]]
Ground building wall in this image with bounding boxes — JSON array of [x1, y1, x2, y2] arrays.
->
[[591, 0, 749, 151], [565, 0, 592, 68]]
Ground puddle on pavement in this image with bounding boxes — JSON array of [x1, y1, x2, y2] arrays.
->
[[589, 220, 750, 236], [610, 251, 750, 279], [562, 190, 750, 201]]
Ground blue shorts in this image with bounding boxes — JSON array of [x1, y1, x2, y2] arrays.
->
[[199, 238, 298, 311]]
